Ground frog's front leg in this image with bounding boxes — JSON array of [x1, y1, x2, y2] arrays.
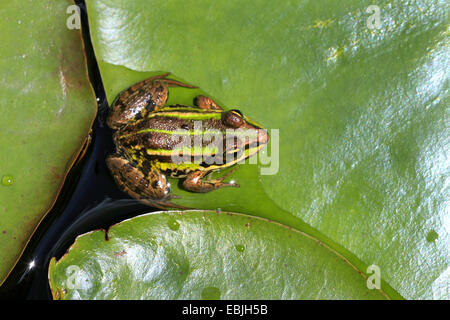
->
[[183, 168, 240, 193], [194, 95, 223, 111], [106, 155, 171, 201], [107, 73, 197, 129]]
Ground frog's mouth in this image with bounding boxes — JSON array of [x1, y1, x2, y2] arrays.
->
[[223, 129, 269, 160]]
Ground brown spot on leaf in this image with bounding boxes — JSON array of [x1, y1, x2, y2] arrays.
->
[[49, 166, 62, 182], [114, 250, 127, 257]]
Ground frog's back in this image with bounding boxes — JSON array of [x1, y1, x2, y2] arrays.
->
[[114, 106, 229, 169]]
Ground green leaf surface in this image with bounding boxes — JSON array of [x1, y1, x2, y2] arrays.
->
[[49, 210, 387, 299], [86, 0, 449, 299], [0, 0, 97, 284]]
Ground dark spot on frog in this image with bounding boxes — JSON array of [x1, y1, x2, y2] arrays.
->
[[154, 84, 164, 93], [2, 230, 6, 234], [134, 112, 143, 121]]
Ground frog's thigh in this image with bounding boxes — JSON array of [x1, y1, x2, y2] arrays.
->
[[107, 81, 169, 129], [106, 155, 170, 200]]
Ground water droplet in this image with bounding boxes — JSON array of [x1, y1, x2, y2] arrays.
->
[[201, 286, 221, 300], [1, 175, 14, 186], [426, 230, 438, 243], [168, 218, 180, 231], [235, 244, 245, 253]]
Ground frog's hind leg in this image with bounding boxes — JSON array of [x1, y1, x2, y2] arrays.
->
[[182, 168, 240, 193], [107, 73, 197, 129], [106, 155, 171, 203], [194, 95, 223, 111]]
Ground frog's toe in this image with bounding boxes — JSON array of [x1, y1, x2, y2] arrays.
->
[[168, 193, 182, 200]]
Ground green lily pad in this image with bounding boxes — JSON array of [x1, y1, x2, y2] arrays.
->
[[86, 0, 448, 299], [48, 210, 387, 299], [0, 0, 97, 284]]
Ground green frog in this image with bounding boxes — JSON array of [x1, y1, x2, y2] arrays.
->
[[106, 73, 269, 208]]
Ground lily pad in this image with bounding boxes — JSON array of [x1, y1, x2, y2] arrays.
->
[[48, 210, 387, 299], [0, 0, 97, 284], [86, 0, 449, 299]]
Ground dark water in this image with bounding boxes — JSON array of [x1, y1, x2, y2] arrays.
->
[[0, 1, 157, 299]]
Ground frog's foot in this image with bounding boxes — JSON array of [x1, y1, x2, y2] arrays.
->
[[106, 155, 171, 202], [194, 95, 223, 111], [182, 168, 240, 193]]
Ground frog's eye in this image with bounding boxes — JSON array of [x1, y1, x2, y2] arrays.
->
[[230, 109, 243, 117], [222, 110, 244, 128]]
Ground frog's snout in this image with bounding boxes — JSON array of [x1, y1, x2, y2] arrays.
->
[[257, 128, 269, 145]]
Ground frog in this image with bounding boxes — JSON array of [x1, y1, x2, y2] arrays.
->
[[106, 73, 269, 208]]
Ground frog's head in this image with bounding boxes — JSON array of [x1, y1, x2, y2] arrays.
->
[[221, 109, 269, 160]]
